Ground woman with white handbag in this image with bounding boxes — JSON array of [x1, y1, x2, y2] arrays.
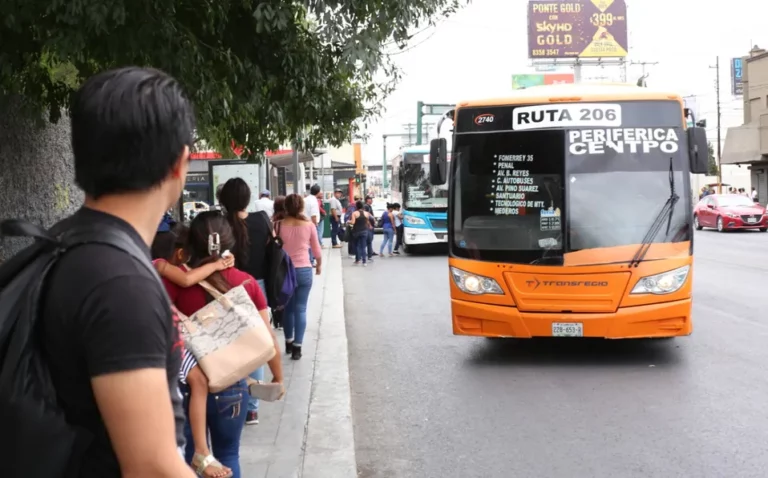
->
[[164, 212, 284, 478]]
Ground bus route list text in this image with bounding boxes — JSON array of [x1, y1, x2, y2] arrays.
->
[[491, 154, 545, 215]]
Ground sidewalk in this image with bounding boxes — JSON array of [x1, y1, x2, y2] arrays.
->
[[240, 245, 356, 478]]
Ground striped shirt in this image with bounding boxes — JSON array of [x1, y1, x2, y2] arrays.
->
[[179, 349, 198, 384]]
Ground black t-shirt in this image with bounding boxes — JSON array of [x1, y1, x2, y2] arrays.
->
[[40, 208, 185, 477], [239, 211, 272, 280]]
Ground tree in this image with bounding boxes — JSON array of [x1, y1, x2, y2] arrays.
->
[[0, 0, 464, 157], [707, 141, 719, 176]]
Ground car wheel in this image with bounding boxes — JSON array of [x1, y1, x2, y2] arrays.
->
[[716, 216, 725, 232], [693, 215, 703, 230]]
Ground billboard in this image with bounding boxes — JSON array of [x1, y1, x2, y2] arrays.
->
[[512, 73, 575, 89], [527, 0, 628, 59], [731, 58, 744, 96]]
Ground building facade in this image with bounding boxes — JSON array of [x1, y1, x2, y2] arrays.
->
[[721, 46, 768, 202]]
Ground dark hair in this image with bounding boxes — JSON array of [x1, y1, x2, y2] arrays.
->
[[187, 211, 235, 294], [151, 232, 176, 261], [386, 203, 394, 210], [150, 223, 190, 261], [284, 194, 307, 220], [355, 200, 364, 210], [71, 67, 196, 199], [273, 196, 287, 222], [219, 178, 252, 266], [310, 184, 321, 196], [393, 203, 401, 209], [216, 183, 225, 202]]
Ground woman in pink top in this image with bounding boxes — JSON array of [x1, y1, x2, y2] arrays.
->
[[276, 194, 322, 360]]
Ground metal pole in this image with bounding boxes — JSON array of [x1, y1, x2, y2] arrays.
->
[[709, 57, 723, 193], [382, 135, 388, 189], [319, 153, 325, 193], [416, 101, 424, 145], [574, 59, 582, 83], [291, 139, 300, 194]]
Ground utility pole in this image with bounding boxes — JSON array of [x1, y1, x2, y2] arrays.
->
[[710, 56, 723, 192]]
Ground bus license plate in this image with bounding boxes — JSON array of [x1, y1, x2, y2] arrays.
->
[[747, 217, 757, 223], [552, 322, 583, 337]]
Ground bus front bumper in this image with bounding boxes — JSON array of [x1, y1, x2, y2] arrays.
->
[[403, 227, 448, 245], [451, 298, 692, 339]]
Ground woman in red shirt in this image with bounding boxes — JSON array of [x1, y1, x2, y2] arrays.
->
[[163, 211, 284, 478]]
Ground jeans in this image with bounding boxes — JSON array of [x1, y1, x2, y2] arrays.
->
[[354, 231, 368, 263], [183, 380, 248, 478], [248, 279, 268, 413], [316, 219, 324, 246], [380, 228, 394, 255], [394, 224, 404, 251], [283, 267, 313, 345], [367, 229, 374, 258], [330, 218, 340, 246]]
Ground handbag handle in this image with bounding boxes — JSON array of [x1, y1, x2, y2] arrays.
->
[[180, 264, 234, 310]]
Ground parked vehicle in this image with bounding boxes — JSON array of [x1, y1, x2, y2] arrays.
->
[[693, 194, 767, 232]]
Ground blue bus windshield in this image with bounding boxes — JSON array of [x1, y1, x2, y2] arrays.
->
[[402, 153, 449, 209]]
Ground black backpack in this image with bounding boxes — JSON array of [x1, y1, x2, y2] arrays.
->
[[0, 218, 162, 478], [256, 213, 297, 309]]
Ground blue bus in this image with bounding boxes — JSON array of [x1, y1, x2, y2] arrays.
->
[[390, 145, 450, 253]]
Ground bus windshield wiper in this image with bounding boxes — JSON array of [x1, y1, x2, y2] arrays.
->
[[629, 158, 679, 268]]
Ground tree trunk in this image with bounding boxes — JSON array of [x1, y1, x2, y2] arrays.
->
[[0, 97, 83, 262]]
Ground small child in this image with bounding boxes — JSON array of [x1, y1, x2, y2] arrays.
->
[[152, 225, 234, 478]]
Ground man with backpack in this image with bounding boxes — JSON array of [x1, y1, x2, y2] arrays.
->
[[0, 67, 197, 477]]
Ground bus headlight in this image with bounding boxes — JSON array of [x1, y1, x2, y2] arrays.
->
[[630, 266, 690, 295], [404, 216, 425, 225], [450, 267, 503, 295]]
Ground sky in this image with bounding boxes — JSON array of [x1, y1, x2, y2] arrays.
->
[[360, 0, 763, 168]]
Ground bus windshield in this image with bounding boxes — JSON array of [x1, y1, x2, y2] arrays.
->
[[450, 100, 692, 265], [402, 153, 449, 209]]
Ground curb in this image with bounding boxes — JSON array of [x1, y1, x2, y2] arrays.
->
[[301, 247, 357, 477]]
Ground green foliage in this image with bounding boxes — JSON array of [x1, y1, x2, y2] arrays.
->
[[707, 142, 718, 176], [0, 0, 465, 159]]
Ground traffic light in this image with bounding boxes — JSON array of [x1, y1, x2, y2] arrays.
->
[[355, 173, 361, 184], [361, 174, 367, 184]]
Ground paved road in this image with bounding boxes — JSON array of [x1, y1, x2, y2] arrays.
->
[[343, 230, 768, 478]]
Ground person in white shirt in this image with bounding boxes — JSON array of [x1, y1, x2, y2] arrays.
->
[[255, 189, 274, 217], [329, 189, 344, 248], [752, 187, 759, 203], [304, 185, 320, 265]]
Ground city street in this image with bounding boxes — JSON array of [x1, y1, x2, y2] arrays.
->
[[343, 231, 768, 478]]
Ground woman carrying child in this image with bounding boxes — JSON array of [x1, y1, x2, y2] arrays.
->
[[152, 217, 284, 478]]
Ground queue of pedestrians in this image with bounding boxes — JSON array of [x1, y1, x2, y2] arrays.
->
[[0, 67, 321, 478], [337, 195, 404, 265]]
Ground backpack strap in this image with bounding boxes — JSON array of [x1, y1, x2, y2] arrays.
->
[[59, 225, 168, 299]]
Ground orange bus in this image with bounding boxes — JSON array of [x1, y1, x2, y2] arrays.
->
[[428, 84, 710, 339]]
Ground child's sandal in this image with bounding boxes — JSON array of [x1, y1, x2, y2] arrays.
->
[[192, 453, 233, 478]]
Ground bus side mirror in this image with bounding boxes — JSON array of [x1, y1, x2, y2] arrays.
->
[[429, 138, 447, 185], [688, 127, 709, 174]]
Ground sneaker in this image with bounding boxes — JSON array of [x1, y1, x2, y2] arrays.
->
[[363, 263, 367, 267], [353, 261, 361, 265], [291, 344, 303, 360], [246, 410, 259, 425], [393, 251, 401, 255]]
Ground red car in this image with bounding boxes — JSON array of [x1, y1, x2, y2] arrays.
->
[[694, 194, 767, 232]]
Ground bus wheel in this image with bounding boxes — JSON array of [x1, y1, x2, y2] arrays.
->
[[693, 215, 703, 230], [717, 216, 725, 232]]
